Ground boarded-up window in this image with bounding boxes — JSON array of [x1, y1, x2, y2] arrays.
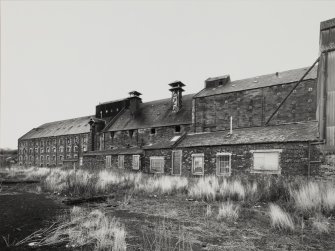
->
[[150, 157, 164, 173], [171, 150, 182, 175], [216, 153, 231, 176], [192, 154, 204, 175], [118, 155, 124, 169], [106, 155, 111, 168], [132, 155, 140, 170], [251, 150, 282, 173]]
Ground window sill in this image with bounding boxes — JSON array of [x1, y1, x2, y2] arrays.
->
[[250, 170, 281, 175], [192, 172, 204, 176]]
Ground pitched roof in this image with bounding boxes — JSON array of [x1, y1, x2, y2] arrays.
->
[[195, 66, 318, 98], [19, 115, 93, 140], [107, 94, 194, 131], [177, 121, 319, 148]]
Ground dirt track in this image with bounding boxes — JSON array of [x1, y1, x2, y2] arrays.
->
[[0, 184, 65, 250]]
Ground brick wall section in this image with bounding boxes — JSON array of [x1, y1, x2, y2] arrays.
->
[[195, 80, 317, 132], [18, 133, 88, 167]]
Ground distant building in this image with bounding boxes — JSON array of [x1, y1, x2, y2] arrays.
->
[[18, 17, 335, 177]]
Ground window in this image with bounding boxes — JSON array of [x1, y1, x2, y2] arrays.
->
[[66, 155, 70, 159], [74, 154, 78, 158], [132, 155, 140, 170], [53, 147, 56, 153], [192, 153, 204, 175], [74, 146, 78, 152], [110, 132, 114, 140], [79, 157, 83, 166], [46, 155, 50, 163], [40, 148, 44, 153], [250, 149, 282, 174], [150, 128, 156, 135], [40, 156, 44, 162], [216, 153, 231, 176], [118, 155, 124, 169], [67, 146, 71, 152], [41, 141, 44, 147], [106, 155, 112, 168], [129, 130, 134, 139], [150, 156, 164, 173], [175, 125, 181, 133], [171, 150, 182, 175], [67, 138, 71, 145], [52, 155, 56, 161], [46, 147, 50, 153], [29, 148, 33, 154], [83, 136, 87, 144], [308, 87, 313, 92], [82, 146, 87, 152], [75, 136, 78, 144], [35, 147, 38, 153], [59, 138, 63, 145], [59, 155, 63, 160], [59, 146, 64, 153]]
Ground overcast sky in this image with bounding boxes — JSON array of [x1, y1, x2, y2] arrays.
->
[[1, 0, 334, 149]]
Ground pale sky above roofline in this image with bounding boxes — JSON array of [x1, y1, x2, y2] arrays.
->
[[1, 0, 335, 149]]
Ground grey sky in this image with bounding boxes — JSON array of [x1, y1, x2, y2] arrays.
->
[[1, 0, 334, 149]]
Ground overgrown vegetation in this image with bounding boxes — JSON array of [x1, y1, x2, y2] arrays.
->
[[3, 165, 335, 249]]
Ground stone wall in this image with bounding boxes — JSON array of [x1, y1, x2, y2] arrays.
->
[[141, 142, 320, 176], [195, 80, 317, 132]]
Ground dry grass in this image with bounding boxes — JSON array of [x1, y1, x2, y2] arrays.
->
[[312, 214, 330, 234], [269, 203, 294, 231], [290, 182, 322, 214], [188, 175, 219, 201], [135, 175, 188, 195], [141, 220, 193, 251], [217, 201, 240, 221], [17, 207, 127, 250], [219, 179, 246, 201]]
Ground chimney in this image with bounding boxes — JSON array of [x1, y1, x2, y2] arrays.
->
[[128, 91, 142, 115], [205, 75, 230, 89], [169, 81, 185, 113], [316, 17, 335, 152]]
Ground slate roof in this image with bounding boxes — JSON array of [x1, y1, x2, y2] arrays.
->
[[106, 94, 194, 131], [195, 66, 317, 98], [20, 115, 93, 140], [143, 133, 186, 150], [177, 121, 319, 148]]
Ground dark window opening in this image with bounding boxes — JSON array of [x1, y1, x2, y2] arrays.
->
[[151, 128, 156, 135], [129, 130, 134, 138], [110, 132, 114, 139], [175, 125, 181, 133]]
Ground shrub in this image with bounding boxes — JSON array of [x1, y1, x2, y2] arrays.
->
[[269, 203, 294, 231], [217, 201, 240, 221]]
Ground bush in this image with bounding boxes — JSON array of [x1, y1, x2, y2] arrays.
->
[[269, 203, 294, 231]]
